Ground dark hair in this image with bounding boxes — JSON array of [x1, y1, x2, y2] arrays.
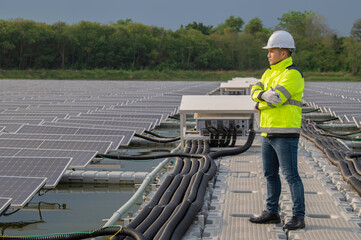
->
[[281, 48, 292, 57]]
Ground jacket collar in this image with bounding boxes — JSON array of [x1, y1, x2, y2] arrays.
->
[[270, 57, 293, 71]]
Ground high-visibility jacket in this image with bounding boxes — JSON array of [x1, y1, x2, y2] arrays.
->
[[251, 57, 304, 137]]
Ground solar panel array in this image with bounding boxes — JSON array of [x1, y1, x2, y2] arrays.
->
[[0, 79, 219, 210], [303, 82, 361, 126]]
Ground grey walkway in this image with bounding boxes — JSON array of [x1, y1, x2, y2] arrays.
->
[[200, 136, 361, 240]]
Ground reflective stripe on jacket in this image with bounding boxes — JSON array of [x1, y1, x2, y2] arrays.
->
[[251, 57, 304, 137]]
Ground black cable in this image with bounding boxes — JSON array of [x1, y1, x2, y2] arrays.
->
[[2, 208, 20, 216], [143, 130, 181, 139], [134, 133, 180, 143], [206, 127, 218, 147], [348, 152, 361, 158], [302, 108, 320, 113], [218, 128, 227, 147], [301, 120, 361, 196], [0, 226, 144, 240], [230, 127, 237, 147], [209, 129, 255, 159], [222, 127, 231, 147], [168, 116, 180, 120], [315, 125, 361, 137], [313, 117, 339, 123], [97, 131, 256, 240]]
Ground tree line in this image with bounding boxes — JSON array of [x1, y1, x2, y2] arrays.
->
[[0, 11, 360, 74]]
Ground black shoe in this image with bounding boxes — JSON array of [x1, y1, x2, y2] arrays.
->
[[249, 210, 281, 224], [283, 215, 305, 230]]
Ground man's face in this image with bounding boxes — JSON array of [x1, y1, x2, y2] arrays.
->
[[267, 48, 284, 65]]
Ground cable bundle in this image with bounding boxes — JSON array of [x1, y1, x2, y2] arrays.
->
[[301, 119, 361, 195], [99, 130, 255, 239]]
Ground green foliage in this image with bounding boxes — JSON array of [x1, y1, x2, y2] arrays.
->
[[277, 10, 309, 38], [351, 19, 361, 42], [244, 17, 264, 35], [1, 69, 360, 81], [185, 21, 213, 35], [342, 37, 361, 74], [0, 14, 360, 74], [214, 16, 244, 34]]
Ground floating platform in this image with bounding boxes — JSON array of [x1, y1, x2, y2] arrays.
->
[[185, 135, 361, 239]]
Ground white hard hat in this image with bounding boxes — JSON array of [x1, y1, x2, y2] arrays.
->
[[262, 30, 296, 52]]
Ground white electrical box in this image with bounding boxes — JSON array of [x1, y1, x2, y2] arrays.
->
[[179, 95, 256, 148], [219, 82, 254, 95]]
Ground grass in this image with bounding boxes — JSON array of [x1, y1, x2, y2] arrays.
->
[[0, 69, 360, 81]]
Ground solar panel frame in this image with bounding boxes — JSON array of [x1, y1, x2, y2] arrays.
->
[[0, 147, 97, 168], [0, 197, 12, 216], [0, 133, 62, 140], [68, 116, 158, 128], [0, 176, 46, 208], [59, 135, 124, 150], [37, 139, 112, 153], [0, 120, 44, 125], [0, 113, 69, 119], [0, 124, 25, 133], [0, 157, 72, 188], [0, 138, 111, 153], [352, 114, 361, 128], [16, 125, 134, 146], [55, 118, 153, 131], [41, 121, 146, 133]]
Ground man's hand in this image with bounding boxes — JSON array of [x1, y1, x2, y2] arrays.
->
[[261, 88, 282, 105]]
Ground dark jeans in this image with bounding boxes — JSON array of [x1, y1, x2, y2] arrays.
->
[[262, 136, 305, 217]]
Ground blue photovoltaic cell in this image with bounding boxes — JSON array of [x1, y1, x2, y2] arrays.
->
[[0, 176, 46, 208], [0, 157, 72, 188]]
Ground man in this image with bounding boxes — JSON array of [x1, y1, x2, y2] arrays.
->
[[249, 30, 305, 230]]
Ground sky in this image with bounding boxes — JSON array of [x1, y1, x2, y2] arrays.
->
[[1, 0, 360, 37]]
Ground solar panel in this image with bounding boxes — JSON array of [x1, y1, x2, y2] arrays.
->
[[38, 139, 112, 153], [0, 139, 44, 148], [352, 115, 361, 128], [0, 124, 24, 133], [0, 119, 43, 125], [0, 133, 62, 140], [59, 135, 124, 150], [0, 148, 97, 168], [17, 125, 78, 135], [0, 157, 72, 188], [0, 197, 12, 216], [0, 148, 22, 156], [55, 118, 153, 131], [41, 121, 146, 133], [80, 113, 164, 123], [0, 113, 69, 119], [16, 125, 134, 145], [0, 116, 57, 122], [17, 149, 97, 168], [75, 128, 134, 145], [68, 116, 158, 128], [0, 176, 46, 208], [0, 134, 122, 150], [0, 138, 111, 153]]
